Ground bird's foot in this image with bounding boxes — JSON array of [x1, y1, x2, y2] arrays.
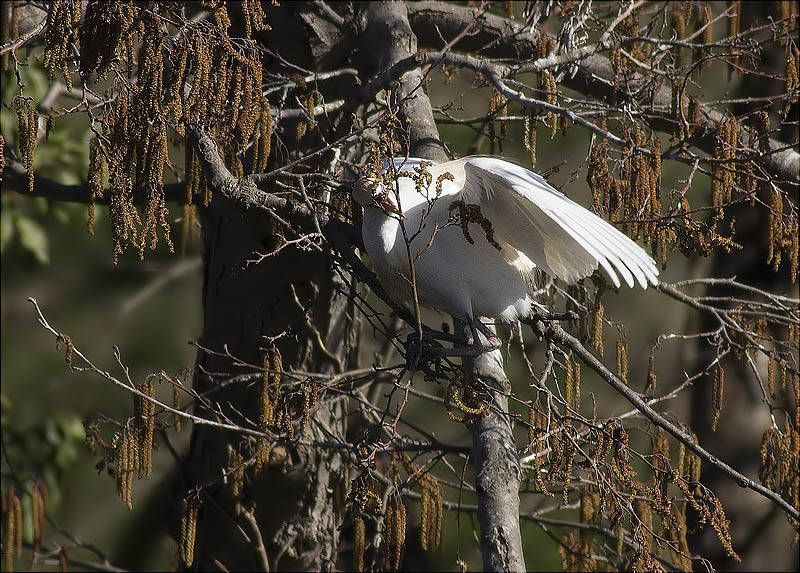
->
[[467, 316, 502, 352], [474, 327, 502, 350]]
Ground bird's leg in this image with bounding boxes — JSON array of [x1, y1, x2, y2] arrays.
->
[[466, 315, 502, 351], [421, 325, 460, 344], [475, 320, 502, 349]]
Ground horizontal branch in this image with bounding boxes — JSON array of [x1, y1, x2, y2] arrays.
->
[[407, 1, 800, 183], [3, 159, 187, 204]]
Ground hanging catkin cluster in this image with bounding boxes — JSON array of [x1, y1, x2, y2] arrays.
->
[[13, 97, 37, 193], [382, 492, 407, 571], [445, 370, 489, 422], [726, 1, 742, 78], [182, 32, 271, 205], [759, 421, 800, 526], [419, 472, 443, 551], [254, 348, 280, 473], [79, 0, 137, 81], [397, 452, 443, 552], [241, 0, 270, 38], [488, 88, 508, 154], [41, 0, 81, 91], [536, 32, 558, 137], [565, 356, 581, 411], [586, 125, 666, 265], [620, 10, 648, 69], [112, 381, 158, 510], [577, 486, 601, 571], [621, 125, 662, 242], [711, 114, 739, 212], [87, 137, 107, 234], [227, 446, 246, 515], [3, 488, 22, 572], [692, 3, 714, 75], [670, 1, 695, 62], [30, 482, 47, 553], [135, 380, 156, 478], [179, 495, 200, 567], [64, 2, 273, 263], [765, 185, 799, 279], [115, 426, 137, 509], [587, 137, 611, 211]]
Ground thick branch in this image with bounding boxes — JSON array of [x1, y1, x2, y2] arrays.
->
[[358, 2, 448, 162], [407, 1, 799, 183], [467, 337, 526, 573], [3, 159, 186, 203]]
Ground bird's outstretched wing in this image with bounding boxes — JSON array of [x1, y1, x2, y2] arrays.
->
[[459, 157, 659, 288]]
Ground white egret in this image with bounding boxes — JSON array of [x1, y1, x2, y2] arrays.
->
[[353, 156, 659, 351]]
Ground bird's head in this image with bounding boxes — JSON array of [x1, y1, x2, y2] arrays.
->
[[352, 176, 401, 215]]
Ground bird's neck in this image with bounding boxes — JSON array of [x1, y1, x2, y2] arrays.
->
[[362, 205, 403, 257]]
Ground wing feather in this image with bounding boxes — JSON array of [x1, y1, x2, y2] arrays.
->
[[461, 157, 658, 288], [566, 205, 659, 287]]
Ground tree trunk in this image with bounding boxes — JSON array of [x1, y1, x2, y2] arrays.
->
[[185, 193, 351, 570]]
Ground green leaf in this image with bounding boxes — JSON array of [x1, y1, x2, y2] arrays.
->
[[15, 214, 50, 264]]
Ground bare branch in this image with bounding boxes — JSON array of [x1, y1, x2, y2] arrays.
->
[[528, 313, 800, 523]]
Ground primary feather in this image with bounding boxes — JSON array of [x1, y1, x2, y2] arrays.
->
[[355, 156, 658, 323]]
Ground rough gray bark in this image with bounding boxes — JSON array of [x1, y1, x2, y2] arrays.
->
[[358, 2, 448, 162], [464, 324, 526, 573], [185, 191, 348, 570]]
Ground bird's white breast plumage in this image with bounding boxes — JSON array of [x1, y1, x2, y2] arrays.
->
[[358, 156, 658, 323]]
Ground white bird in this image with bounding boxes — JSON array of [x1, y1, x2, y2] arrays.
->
[[353, 156, 659, 350]]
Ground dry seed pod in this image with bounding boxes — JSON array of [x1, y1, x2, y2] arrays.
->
[[227, 446, 245, 515], [711, 364, 725, 431], [616, 338, 629, 383], [420, 475, 443, 551], [383, 493, 407, 571], [591, 300, 604, 354], [179, 495, 199, 567], [31, 481, 47, 553], [727, 2, 742, 76]]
